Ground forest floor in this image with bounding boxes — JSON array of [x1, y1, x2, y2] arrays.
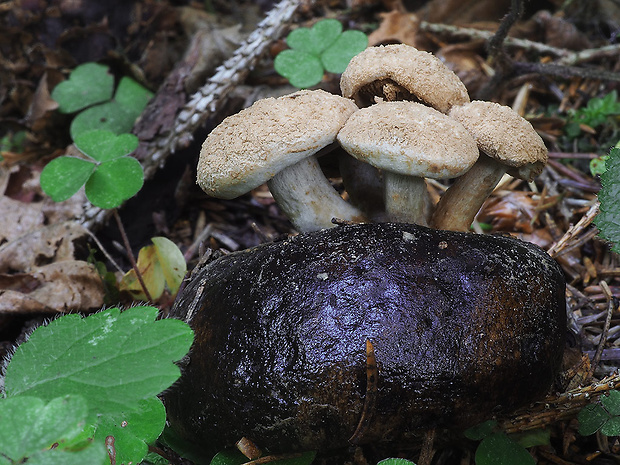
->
[[1, 0, 620, 463]]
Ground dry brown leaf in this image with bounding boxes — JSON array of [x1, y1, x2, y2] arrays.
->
[[0, 196, 45, 245], [0, 261, 104, 313], [367, 10, 420, 47], [0, 221, 88, 273]]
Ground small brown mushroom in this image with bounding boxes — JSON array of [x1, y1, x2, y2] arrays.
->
[[163, 222, 566, 458], [340, 44, 470, 112], [197, 89, 363, 232], [430, 101, 548, 232], [337, 101, 478, 225]]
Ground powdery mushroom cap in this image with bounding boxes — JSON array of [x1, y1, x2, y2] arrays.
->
[[197, 89, 358, 199], [449, 101, 548, 181], [337, 101, 479, 178], [340, 44, 470, 113]]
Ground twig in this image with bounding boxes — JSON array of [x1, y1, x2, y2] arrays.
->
[[78, 0, 308, 231], [547, 201, 600, 258], [591, 281, 616, 374], [513, 61, 620, 82]]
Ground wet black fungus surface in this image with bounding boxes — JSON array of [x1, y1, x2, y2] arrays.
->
[[164, 223, 566, 456]]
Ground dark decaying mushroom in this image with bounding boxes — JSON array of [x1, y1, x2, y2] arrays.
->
[[164, 223, 566, 457]]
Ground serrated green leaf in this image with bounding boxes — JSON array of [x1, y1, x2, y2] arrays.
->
[[70, 101, 137, 139], [4, 306, 194, 417], [0, 395, 88, 461], [274, 50, 324, 88], [321, 30, 367, 74], [114, 77, 153, 115], [85, 157, 144, 209], [594, 147, 620, 253], [40, 156, 96, 202], [464, 420, 498, 441], [94, 397, 166, 465], [74, 130, 139, 162], [377, 459, 417, 465], [286, 19, 342, 55], [578, 403, 609, 436], [51, 63, 114, 114], [475, 432, 535, 465]]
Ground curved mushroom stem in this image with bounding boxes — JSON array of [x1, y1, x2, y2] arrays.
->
[[268, 156, 366, 232], [384, 172, 431, 226], [430, 154, 506, 231]]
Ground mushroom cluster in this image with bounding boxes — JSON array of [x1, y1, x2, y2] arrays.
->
[[197, 44, 548, 232]]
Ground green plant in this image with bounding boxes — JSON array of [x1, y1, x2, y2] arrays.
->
[[51, 62, 153, 139], [464, 420, 548, 465], [0, 306, 194, 465], [274, 18, 367, 88], [578, 390, 620, 436], [565, 91, 620, 139], [40, 129, 143, 209], [594, 145, 620, 253], [0, 130, 27, 155]]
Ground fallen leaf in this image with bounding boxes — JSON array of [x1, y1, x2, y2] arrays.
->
[[0, 196, 45, 245], [367, 10, 420, 47], [0, 261, 104, 313]]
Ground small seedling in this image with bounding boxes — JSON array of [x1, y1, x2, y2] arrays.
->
[[594, 145, 620, 253], [0, 305, 194, 465], [51, 62, 153, 138], [565, 91, 620, 139], [274, 18, 367, 88], [578, 390, 620, 436], [40, 129, 143, 209]]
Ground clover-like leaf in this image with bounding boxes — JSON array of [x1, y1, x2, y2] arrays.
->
[[594, 147, 620, 253], [475, 432, 535, 465], [274, 50, 324, 88], [114, 76, 154, 116], [40, 156, 96, 202], [85, 156, 144, 209], [51, 63, 114, 114], [70, 101, 136, 139], [321, 30, 368, 73], [74, 129, 139, 162], [286, 19, 342, 55], [4, 306, 194, 418], [94, 397, 166, 465]]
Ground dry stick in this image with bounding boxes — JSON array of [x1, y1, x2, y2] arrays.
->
[[78, 0, 307, 231], [547, 201, 600, 258], [112, 209, 153, 303], [591, 281, 616, 375]]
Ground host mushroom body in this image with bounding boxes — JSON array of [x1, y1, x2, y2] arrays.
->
[[163, 222, 566, 458], [197, 89, 363, 232], [430, 101, 548, 231], [337, 101, 479, 224]]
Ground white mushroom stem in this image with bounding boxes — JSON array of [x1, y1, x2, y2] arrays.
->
[[267, 156, 366, 232], [430, 154, 506, 232], [338, 152, 384, 220], [384, 173, 431, 226]]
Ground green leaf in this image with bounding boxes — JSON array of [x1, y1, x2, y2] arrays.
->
[[321, 30, 368, 74], [24, 442, 108, 465], [51, 63, 114, 114], [464, 420, 498, 441], [70, 101, 137, 138], [274, 50, 324, 88], [4, 306, 194, 417], [594, 147, 620, 252], [286, 19, 342, 55], [590, 155, 608, 176], [475, 433, 535, 465], [114, 77, 153, 116], [602, 390, 620, 416], [94, 397, 166, 465], [85, 157, 144, 209], [578, 403, 609, 436], [510, 429, 550, 449], [601, 416, 620, 436], [74, 130, 139, 162], [210, 449, 315, 465], [40, 156, 95, 202], [377, 459, 417, 465], [0, 395, 88, 461]]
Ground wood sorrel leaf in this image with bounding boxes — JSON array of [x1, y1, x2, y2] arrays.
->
[[39, 156, 95, 202], [51, 63, 114, 114], [84, 156, 144, 209], [74, 130, 139, 162]]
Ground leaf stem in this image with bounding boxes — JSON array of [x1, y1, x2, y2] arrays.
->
[[112, 209, 153, 302]]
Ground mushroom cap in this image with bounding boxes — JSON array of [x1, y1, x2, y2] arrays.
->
[[340, 44, 470, 113], [449, 101, 548, 181], [337, 101, 479, 179], [197, 89, 359, 199]]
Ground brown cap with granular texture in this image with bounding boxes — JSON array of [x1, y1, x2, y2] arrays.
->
[[337, 101, 478, 178], [340, 44, 470, 113], [197, 90, 358, 199], [449, 101, 548, 181]]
